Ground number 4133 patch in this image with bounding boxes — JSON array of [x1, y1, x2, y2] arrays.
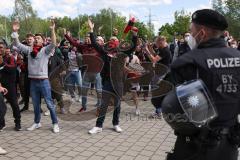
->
[[216, 74, 239, 93]]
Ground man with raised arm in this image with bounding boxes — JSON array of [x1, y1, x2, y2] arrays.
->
[[11, 20, 60, 133], [87, 18, 138, 134]]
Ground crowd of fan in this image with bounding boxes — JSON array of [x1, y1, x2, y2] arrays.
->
[[0, 18, 239, 155]]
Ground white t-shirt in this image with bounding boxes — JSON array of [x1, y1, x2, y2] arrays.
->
[[126, 55, 140, 65]]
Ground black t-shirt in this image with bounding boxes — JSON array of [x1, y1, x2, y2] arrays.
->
[[156, 47, 171, 67]]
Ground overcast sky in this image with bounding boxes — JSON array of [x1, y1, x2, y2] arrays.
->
[[0, 0, 212, 33]]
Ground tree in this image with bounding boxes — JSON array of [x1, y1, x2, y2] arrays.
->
[[78, 21, 89, 39], [173, 10, 191, 36], [158, 10, 191, 41], [12, 0, 37, 39], [0, 16, 11, 42], [213, 0, 240, 39], [0, 0, 154, 43], [92, 8, 125, 40]]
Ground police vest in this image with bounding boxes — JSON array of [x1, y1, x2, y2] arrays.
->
[[171, 45, 240, 127]]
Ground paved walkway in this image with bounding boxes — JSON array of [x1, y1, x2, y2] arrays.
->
[[1, 95, 240, 160], [0, 95, 176, 160]]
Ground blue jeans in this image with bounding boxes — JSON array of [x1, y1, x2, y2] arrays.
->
[[82, 72, 102, 109], [65, 71, 82, 98], [30, 79, 58, 124]]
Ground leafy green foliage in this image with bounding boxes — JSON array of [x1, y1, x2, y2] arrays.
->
[[158, 10, 191, 41], [0, 3, 154, 43], [212, 0, 240, 39]]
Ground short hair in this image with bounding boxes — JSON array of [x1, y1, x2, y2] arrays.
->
[[194, 23, 224, 39], [5, 46, 11, 50], [110, 36, 118, 41], [184, 32, 190, 37], [156, 36, 166, 42], [26, 33, 34, 38], [35, 33, 45, 40]]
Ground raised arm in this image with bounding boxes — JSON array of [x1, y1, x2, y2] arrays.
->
[[50, 19, 56, 46], [11, 20, 32, 55], [45, 19, 56, 54], [88, 18, 106, 54], [128, 30, 138, 53], [60, 38, 67, 47], [64, 29, 83, 49]]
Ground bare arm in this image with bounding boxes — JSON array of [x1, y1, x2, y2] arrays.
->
[[144, 45, 161, 63], [0, 83, 8, 95], [50, 19, 56, 46]]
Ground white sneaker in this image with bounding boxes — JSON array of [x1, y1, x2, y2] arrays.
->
[[135, 109, 140, 115], [113, 125, 123, 133], [0, 126, 6, 132], [27, 123, 42, 131], [75, 97, 81, 103], [44, 110, 50, 116], [88, 127, 102, 134], [53, 124, 60, 133], [0, 147, 7, 155]]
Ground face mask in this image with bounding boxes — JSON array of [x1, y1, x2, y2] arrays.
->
[[188, 30, 203, 50], [231, 45, 237, 48], [188, 35, 197, 50], [184, 36, 190, 42]]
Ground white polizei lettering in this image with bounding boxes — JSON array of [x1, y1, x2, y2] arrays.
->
[[206, 57, 240, 68], [235, 57, 240, 67], [220, 58, 227, 68], [207, 59, 214, 68], [228, 58, 234, 68], [214, 59, 221, 68]]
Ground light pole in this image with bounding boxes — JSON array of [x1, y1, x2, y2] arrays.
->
[[5, 17, 8, 41], [78, 7, 81, 40], [110, 12, 113, 37]]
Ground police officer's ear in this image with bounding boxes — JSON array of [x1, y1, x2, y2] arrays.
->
[[203, 28, 208, 37], [199, 28, 206, 39]]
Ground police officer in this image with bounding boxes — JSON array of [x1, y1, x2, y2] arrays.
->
[[162, 9, 240, 160]]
